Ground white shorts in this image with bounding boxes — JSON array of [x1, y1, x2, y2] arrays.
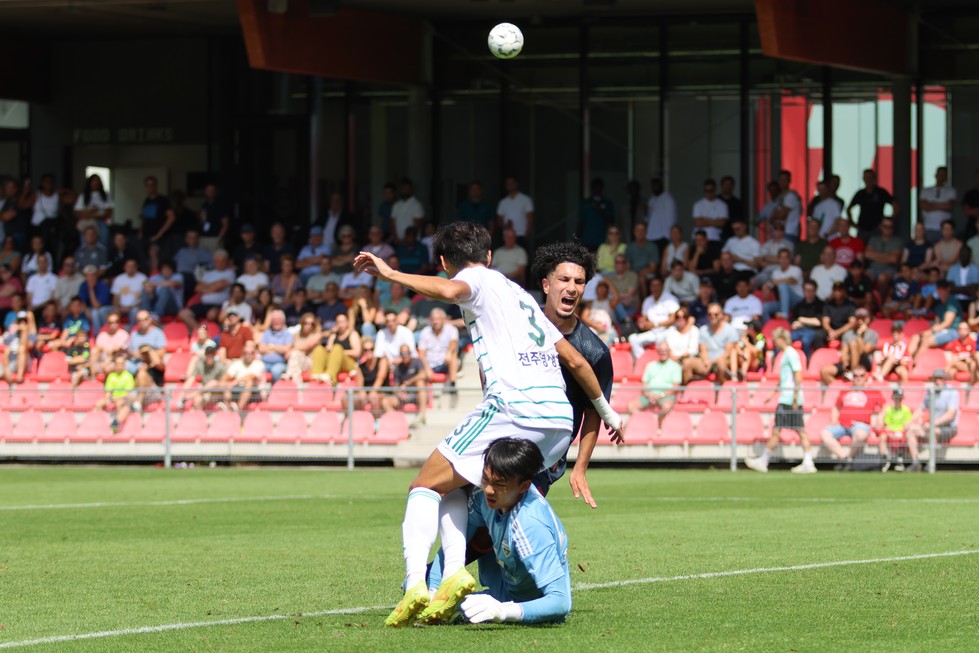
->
[[437, 398, 572, 486]]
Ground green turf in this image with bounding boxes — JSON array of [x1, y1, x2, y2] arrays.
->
[[1, 467, 978, 652]]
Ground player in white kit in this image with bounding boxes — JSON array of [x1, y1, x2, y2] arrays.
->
[[353, 222, 623, 627]]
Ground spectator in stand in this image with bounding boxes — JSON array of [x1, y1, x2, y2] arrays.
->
[[917, 267, 942, 316], [363, 225, 396, 262], [316, 282, 346, 331], [621, 179, 646, 233], [578, 178, 616, 251], [220, 340, 265, 411], [710, 251, 740, 302], [0, 265, 21, 321], [661, 225, 688, 277], [305, 256, 341, 305], [963, 170, 979, 241], [0, 236, 22, 276], [283, 287, 312, 327], [607, 255, 641, 321], [377, 183, 397, 238], [908, 280, 962, 363], [819, 364, 884, 469], [127, 310, 166, 394], [879, 388, 913, 472], [967, 216, 979, 265], [755, 179, 780, 228], [258, 309, 292, 383], [65, 326, 91, 387], [628, 341, 681, 418], [220, 283, 254, 324], [945, 321, 978, 383], [59, 296, 90, 344], [53, 256, 83, 317], [828, 217, 865, 269], [903, 221, 936, 279], [236, 256, 269, 304], [456, 180, 496, 235], [647, 177, 677, 256], [882, 263, 920, 318], [625, 222, 659, 286], [105, 231, 142, 279], [794, 217, 829, 276], [627, 276, 679, 358], [181, 345, 226, 410], [663, 307, 698, 362], [821, 307, 877, 384], [378, 281, 413, 328], [719, 175, 744, 222], [691, 178, 728, 253], [390, 178, 426, 244], [270, 254, 303, 305], [810, 179, 843, 239], [90, 311, 129, 377], [933, 219, 963, 276], [3, 310, 35, 383], [864, 216, 903, 284], [0, 179, 31, 252], [689, 277, 716, 327], [263, 222, 294, 275], [491, 227, 528, 287], [25, 254, 57, 314], [174, 230, 213, 292], [316, 190, 355, 250], [141, 260, 183, 320], [311, 311, 361, 385], [96, 352, 136, 433], [730, 317, 766, 380], [663, 260, 699, 304], [108, 258, 148, 326], [30, 173, 60, 251], [375, 309, 417, 362], [497, 176, 534, 249], [721, 219, 760, 279], [178, 249, 237, 332], [74, 175, 116, 244], [75, 227, 108, 277], [968, 285, 979, 330], [904, 369, 959, 472], [22, 234, 52, 278], [183, 323, 217, 380], [843, 260, 873, 310], [3, 293, 26, 330], [810, 245, 848, 301], [197, 183, 231, 249], [876, 321, 911, 383], [395, 226, 430, 276], [330, 225, 359, 275], [282, 312, 322, 382], [723, 278, 762, 330], [919, 166, 956, 244], [681, 302, 739, 384], [820, 282, 857, 358], [417, 307, 459, 390], [595, 225, 625, 274], [232, 224, 262, 271], [349, 285, 380, 338], [946, 247, 979, 302], [218, 310, 253, 363], [770, 170, 803, 243], [139, 176, 174, 253], [382, 344, 429, 427], [762, 249, 804, 322], [339, 264, 376, 300], [686, 229, 717, 277], [746, 327, 815, 473], [35, 300, 62, 353], [848, 169, 900, 243], [753, 223, 794, 288]]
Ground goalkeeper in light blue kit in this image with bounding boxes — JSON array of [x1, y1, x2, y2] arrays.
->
[[454, 437, 572, 624]]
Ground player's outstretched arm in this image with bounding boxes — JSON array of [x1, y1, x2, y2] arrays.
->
[[555, 339, 624, 441], [569, 409, 602, 508], [353, 251, 471, 304]]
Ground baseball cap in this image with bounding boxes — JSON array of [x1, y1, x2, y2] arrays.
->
[[309, 226, 324, 236], [226, 310, 239, 318], [931, 369, 949, 380], [699, 276, 713, 287], [892, 388, 904, 398], [204, 345, 217, 355]]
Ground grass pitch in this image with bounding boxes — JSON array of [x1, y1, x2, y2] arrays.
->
[[2, 466, 979, 652]]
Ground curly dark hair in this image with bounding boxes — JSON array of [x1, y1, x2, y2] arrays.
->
[[529, 240, 596, 289]]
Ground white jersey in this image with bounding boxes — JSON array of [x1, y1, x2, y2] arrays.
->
[[455, 266, 571, 430]]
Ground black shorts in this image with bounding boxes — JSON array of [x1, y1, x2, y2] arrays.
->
[[774, 403, 805, 430], [190, 303, 219, 319], [147, 367, 164, 387]]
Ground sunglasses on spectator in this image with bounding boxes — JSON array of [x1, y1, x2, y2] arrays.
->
[[708, 312, 722, 317]]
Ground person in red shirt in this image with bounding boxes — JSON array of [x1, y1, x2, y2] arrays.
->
[[217, 311, 254, 363], [875, 321, 911, 382], [818, 364, 884, 468], [945, 321, 978, 383], [828, 217, 866, 269]]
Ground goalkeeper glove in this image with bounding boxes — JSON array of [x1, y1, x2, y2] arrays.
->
[[460, 594, 523, 623]]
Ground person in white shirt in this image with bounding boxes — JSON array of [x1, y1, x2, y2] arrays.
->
[[25, 254, 58, 309], [236, 256, 270, 301], [920, 166, 957, 243], [663, 260, 700, 303], [691, 178, 729, 246], [375, 309, 417, 362], [646, 177, 677, 253], [220, 283, 254, 323], [809, 244, 848, 300], [811, 180, 843, 239], [721, 219, 761, 273], [390, 178, 425, 243], [753, 223, 795, 287], [53, 256, 84, 314], [31, 174, 60, 238], [661, 225, 689, 277], [221, 340, 266, 411], [73, 174, 114, 243], [178, 249, 237, 330], [627, 277, 680, 358], [723, 278, 763, 330], [770, 169, 803, 243], [496, 176, 534, 244], [417, 307, 460, 387], [762, 249, 805, 321], [491, 227, 528, 287], [110, 258, 148, 323], [663, 306, 699, 361]]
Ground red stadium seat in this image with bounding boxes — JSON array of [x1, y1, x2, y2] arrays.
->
[[163, 322, 190, 353], [761, 318, 790, 349], [0, 380, 9, 409], [714, 381, 751, 413], [9, 380, 40, 411], [73, 380, 103, 411], [0, 411, 12, 440], [902, 318, 931, 337], [655, 412, 692, 445], [137, 412, 168, 443], [206, 411, 241, 442], [240, 411, 274, 443], [173, 410, 207, 443], [374, 412, 410, 444], [75, 411, 114, 443], [204, 321, 221, 340], [746, 385, 780, 413], [35, 352, 69, 382], [610, 348, 635, 382], [805, 348, 840, 380], [821, 380, 849, 409], [117, 414, 143, 441], [300, 383, 335, 410], [768, 349, 807, 382], [675, 380, 715, 411], [40, 411, 77, 443], [868, 318, 893, 340], [344, 410, 376, 443], [265, 380, 300, 410], [909, 349, 949, 380], [272, 411, 308, 443], [10, 411, 44, 442], [305, 410, 342, 444], [164, 351, 193, 383], [41, 380, 74, 410], [950, 413, 979, 446], [623, 412, 657, 445], [611, 380, 643, 413], [734, 411, 766, 444], [690, 411, 728, 445], [804, 409, 833, 443], [631, 350, 658, 379], [962, 389, 979, 414]]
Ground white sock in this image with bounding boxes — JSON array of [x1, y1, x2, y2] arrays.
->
[[759, 449, 771, 464], [438, 489, 469, 579], [802, 451, 813, 464], [402, 487, 442, 589]]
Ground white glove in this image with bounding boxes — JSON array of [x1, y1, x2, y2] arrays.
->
[[590, 394, 623, 432], [460, 594, 523, 623]]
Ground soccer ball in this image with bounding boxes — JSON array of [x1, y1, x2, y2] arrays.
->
[[488, 23, 524, 59]]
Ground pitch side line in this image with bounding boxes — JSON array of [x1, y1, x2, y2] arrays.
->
[[0, 494, 397, 511], [551, 496, 979, 505], [1, 549, 977, 649]]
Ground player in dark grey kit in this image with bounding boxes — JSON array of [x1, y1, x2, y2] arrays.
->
[[530, 241, 617, 507]]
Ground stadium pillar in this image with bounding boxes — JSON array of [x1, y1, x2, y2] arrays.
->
[[658, 23, 668, 178], [739, 19, 750, 222], [822, 67, 832, 182], [579, 24, 590, 201], [892, 78, 912, 236], [309, 75, 322, 226]]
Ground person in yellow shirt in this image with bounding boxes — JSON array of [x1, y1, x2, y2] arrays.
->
[[95, 352, 136, 433], [880, 388, 913, 472]]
